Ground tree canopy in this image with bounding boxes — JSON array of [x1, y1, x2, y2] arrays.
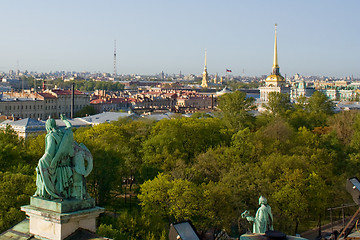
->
[[1, 90, 358, 238]]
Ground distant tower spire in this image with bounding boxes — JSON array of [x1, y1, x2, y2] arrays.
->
[[272, 24, 280, 75], [201, 50, 208, 88], [113, 40, 117, 77], [204, 50, 207, 69]]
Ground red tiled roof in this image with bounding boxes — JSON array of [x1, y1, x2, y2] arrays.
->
[[145, 91, 161, 95], [90, 99, 106, 104], [91, 97, 129, 104], [37, 92, 56, 99], [163, 93, 177, 98]]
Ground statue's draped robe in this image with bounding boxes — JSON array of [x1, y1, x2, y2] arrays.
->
[[34, 127, 74, 199], [51, 128, 74, 198], [253, 204, 273, 233], [34, 130, 62, 199]]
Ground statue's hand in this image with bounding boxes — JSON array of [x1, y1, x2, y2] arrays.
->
[[241, 210, 249, 218], [60, 114, 66, 120]]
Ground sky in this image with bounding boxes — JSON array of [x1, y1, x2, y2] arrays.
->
[[0, 0, 359, 78]]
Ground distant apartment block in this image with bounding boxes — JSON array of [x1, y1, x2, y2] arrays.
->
[[0, 89, 90, 120], [90, 89, 214, 113]]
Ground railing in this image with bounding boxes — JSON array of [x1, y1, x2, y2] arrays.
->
[[327, 203, 358, 233]]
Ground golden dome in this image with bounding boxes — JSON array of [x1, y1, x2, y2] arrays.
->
[[266, 74, 285, 82]]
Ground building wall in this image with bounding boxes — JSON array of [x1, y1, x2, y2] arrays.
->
[[259, 86, 291, 102], [0, 91, 90, 120], [0, 100, 45, 119]]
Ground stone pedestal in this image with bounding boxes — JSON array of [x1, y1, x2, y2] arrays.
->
[[21, 197, 104, 240]]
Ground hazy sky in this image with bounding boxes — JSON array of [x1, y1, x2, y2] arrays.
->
[[0, 0, 359, 77]]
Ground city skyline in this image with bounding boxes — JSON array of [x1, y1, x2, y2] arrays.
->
[[0, 0, 359, 78]]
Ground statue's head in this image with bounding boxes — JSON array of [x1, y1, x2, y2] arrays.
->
[[45, 118, 57, 132], [259, 196, 267, 205]]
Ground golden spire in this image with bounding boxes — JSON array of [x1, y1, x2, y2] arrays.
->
[[266, 23, 284, 83], [273, 24, 279, 69], [204, 49, 207, 70], [201, 49, 208, 88]]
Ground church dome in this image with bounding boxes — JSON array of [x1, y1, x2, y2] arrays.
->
[[265, 74, 285, 82]]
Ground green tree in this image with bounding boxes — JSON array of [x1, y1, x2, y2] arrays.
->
[[74, 124, 127, 205], [0, 172, 35, 231], [75, 105, 96, 117], [97, 211, 167, 240], [217, 91, 256, 131], [272, 169, 308, 234], [142, 118, 231, 172], [306, 91, 334, 115], [263, 92, 293, 117], [329, 110, 359, 145], [138, 173, 201, 223], [0, 126, 28, 172]]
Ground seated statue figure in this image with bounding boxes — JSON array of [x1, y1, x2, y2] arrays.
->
[[34, 114, 94, 201], [241, 196, 274, 234], [34, 115, 74, 199]]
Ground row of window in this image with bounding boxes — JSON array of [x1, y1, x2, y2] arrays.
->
[[4, 104, 86, 111], [5, 105, 43, 110], [13, 113, 43, 119], [13, 112, 72, 119]]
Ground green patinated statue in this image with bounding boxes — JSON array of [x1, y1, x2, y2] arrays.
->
[[34, 115, 93, 200], [71, 142, 93, 199], [241, 196, 274, 234]]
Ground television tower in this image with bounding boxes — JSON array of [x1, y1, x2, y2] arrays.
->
[[113, 40, 117, 77]]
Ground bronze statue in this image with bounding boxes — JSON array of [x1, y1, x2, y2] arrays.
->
[[242, 196, 274, 233], [34, 115, 92, 200]]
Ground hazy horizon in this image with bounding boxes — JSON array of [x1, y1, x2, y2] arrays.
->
[[1, 0, 359, 78]]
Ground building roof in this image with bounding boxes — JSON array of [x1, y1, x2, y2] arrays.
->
[[266, 74, 285, 82], [79, 112, 137, 125], [0, 118, 91, 137], [141, 113, 171, 121], [55, 118, 91, 128], [108, 98, 128, 103], [37, 92, 56, 99], [0, 120, 13, 125], [90, 99, 106, 104], [216, 87, 232, 96], [0, 118, 45, 130]]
